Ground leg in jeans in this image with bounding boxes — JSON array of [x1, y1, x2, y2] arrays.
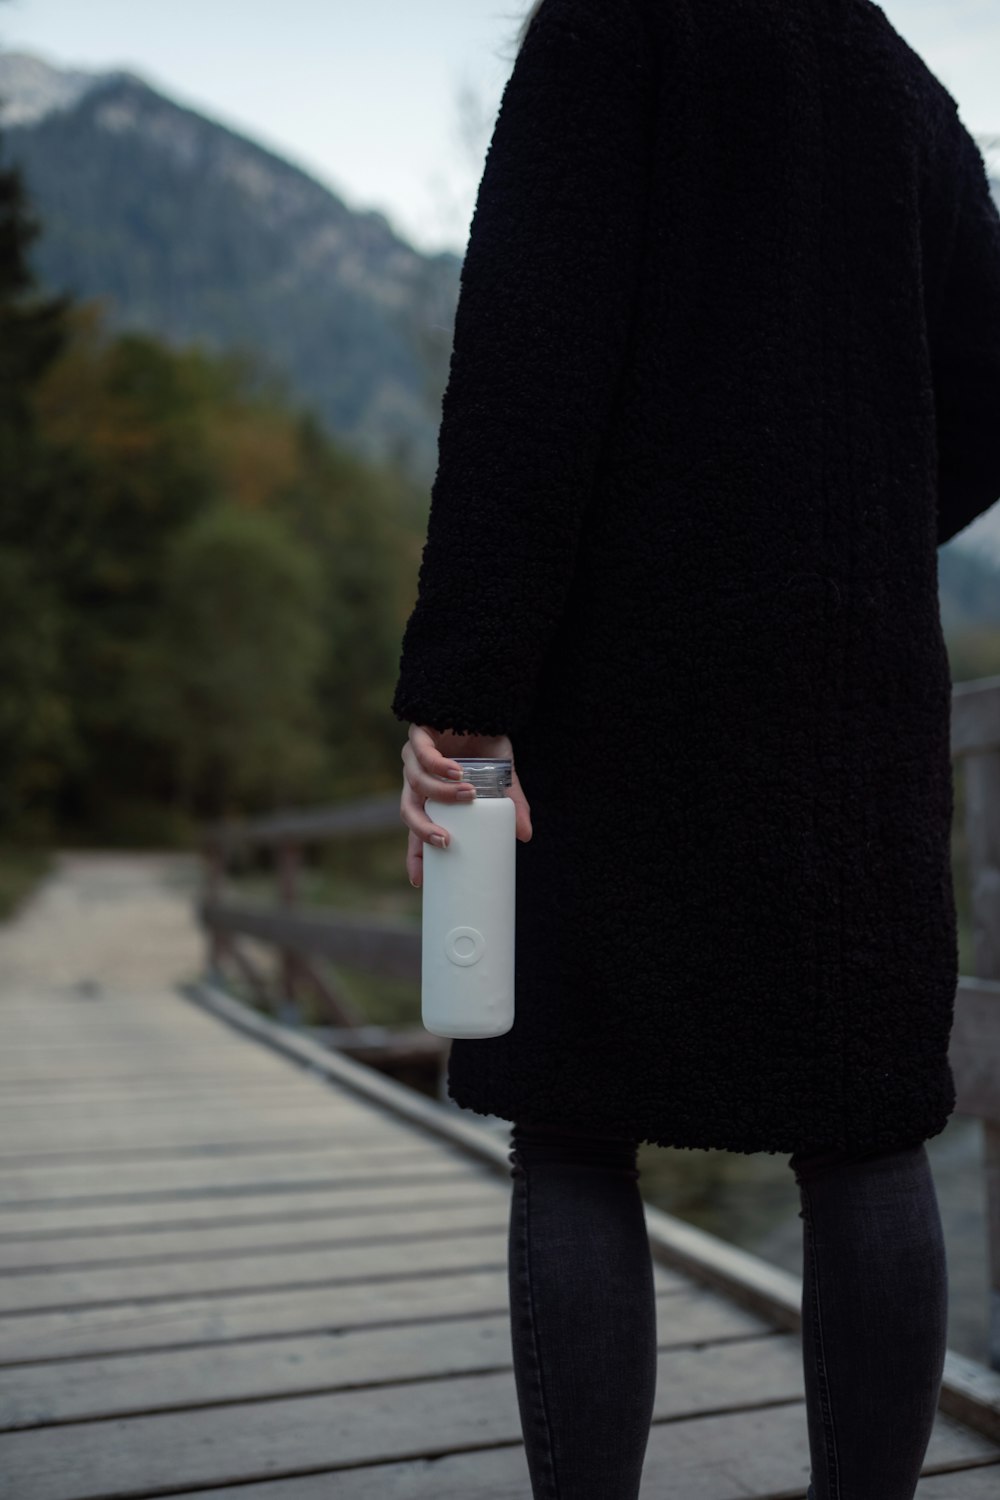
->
[[790, 1140, 949, 1500], [506, 1118, 658, 1500]]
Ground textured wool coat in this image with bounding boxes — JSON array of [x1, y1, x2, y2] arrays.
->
[[390, 0, 1000, 1155]]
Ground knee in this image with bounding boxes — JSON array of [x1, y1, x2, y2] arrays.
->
[[789, 1138, 926, 1187]]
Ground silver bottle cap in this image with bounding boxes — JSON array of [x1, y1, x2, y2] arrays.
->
[[452, 757, 513, 798]]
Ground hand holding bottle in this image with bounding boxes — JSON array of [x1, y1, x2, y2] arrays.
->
[[399, 724, 533, 889]]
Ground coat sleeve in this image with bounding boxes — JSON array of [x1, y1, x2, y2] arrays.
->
[[390, 0, 654, 736], [928, 116, 1000, 548]]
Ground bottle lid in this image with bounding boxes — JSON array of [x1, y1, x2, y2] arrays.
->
[[452, 758, 512, 797]]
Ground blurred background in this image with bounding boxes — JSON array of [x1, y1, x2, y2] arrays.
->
[[1, 0, 999, 1363]]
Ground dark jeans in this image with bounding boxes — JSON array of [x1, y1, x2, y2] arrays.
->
[[506, 1120, 948, 1500]]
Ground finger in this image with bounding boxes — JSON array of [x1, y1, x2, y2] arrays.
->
[[406, 828, 425, 888], [402, 739, 475, 803], [508, 773, 533, 841], [410, 723, 467, 783], [400, 775, 454, 851]]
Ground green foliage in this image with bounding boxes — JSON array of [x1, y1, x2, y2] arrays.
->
[[0, 844, 54, 921], [20, 305, 423, 837], [0, 119, 428, 844], [0, 126, 73, 522], [135, 505, 329, 814], [946, 626, 1000, 685], [270, 412, 422, 798], [0, 124, 77, 840], [0, 547, 78, 838]]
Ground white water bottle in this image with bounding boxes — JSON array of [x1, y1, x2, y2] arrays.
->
[[421, 757, 516, 1038]]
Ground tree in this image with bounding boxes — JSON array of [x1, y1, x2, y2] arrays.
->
[[0, 547, 78, 837], [0, 114, 74, 538], [0, 109, 77, 837], [135, 505, 329, 817]]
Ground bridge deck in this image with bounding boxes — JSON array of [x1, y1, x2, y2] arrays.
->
[[1, 977, 999, 1499]]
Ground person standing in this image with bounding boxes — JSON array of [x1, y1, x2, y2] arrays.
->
[[392, 1, 1000, 1495]]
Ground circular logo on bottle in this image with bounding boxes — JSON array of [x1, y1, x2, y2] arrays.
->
[[444, 926, 486, 966]]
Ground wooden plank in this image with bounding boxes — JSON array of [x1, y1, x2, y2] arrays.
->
[[170, 1420, 1000, 1500], [0, 1081, 337, 1109], [0, 1196, 512, 1270], [0, 1014, 305, 1047], [914, 1470, 1000, 1498], [0, 1125, 418, 1163], [0, 1057, 301, 1082], [0, 1124, 413, 1162], [0, 1044, 300, 1082], [0, 1012, 202, 1025], [1, 1023, 282, 1047], [0, 1147, 479, 1206], [0, 1086, 371, 1118], [0, 1101, 381, 1140], [0, 997, 238, 1022], [0, 1229, 522, 1314], [0, 1287, 763, 1428], [0, 1178, 511, 1239], [0, 1055, 285, 1078], [0, 1032, 254, 1051], [0, 1031, 306, 1050], [0, 1030, 230, 1046], [1, 1342, 996, 1500], [0, 1023, 297, 1060], [0, 1029, 336, 1065], [0, 1107, 451, 1154], [0, 1265, 687, 1364], [0, 994, 207, 1013], [2, 1036, 268, 1054]]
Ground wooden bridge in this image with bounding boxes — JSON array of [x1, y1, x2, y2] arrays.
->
[[1, 671, 1000, 1498]]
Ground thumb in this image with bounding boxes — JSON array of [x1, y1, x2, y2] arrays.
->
[[509, 770, 533, 842]]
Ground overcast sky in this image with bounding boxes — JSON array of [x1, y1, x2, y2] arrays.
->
[[1, 0, 997, 256]]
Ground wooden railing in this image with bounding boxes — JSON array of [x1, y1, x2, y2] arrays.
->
[[949, 673, 1000, 1374], [199, 796, 436, 1084], [198, 671, 1000, 1371]]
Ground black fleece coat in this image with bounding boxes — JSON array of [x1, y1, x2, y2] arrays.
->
[[390, 0, 1000, 1155]]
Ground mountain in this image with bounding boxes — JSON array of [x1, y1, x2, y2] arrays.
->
[[0, 49, 461, 484]]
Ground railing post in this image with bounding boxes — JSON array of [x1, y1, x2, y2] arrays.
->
[[277, 838, 302, 1020], [203, 835, 227, 978], [964, 742, 1000, 1371]]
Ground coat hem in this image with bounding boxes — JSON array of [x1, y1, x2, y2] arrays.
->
[[445, 1077, 956, 1160]]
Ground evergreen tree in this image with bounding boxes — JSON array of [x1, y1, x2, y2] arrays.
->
[[0, 109, 76, 837], [0, 115, 73, 536]]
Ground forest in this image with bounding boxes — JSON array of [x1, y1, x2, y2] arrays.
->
[[0, 122, 428, 882]]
